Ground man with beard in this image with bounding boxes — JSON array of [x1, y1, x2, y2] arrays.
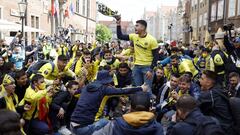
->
[[227, 72, 240, 98], [170, 55, 198, 78], [116, 63, 132, 88]]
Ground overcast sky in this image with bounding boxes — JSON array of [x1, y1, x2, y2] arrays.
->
[[97, 0, 178, 21]]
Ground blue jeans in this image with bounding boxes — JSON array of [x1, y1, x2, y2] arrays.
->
[[27, 120, 50, 135], [132, 65, 153, 93], [71, 118, 109, 135]]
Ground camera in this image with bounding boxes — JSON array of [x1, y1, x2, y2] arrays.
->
[[223, 23, 234, 31]]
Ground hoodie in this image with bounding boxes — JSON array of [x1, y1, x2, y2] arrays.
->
[[71, 81, 142, 127], [93, 111, 164, 135]]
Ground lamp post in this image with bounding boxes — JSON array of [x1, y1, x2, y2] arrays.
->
[[18, 1, 27, 46], [168, 23, 173, 41]]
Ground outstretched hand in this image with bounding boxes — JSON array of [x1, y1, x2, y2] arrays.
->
[[141, 83, 149, 92]]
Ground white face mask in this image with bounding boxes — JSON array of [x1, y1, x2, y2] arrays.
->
[[106, 59, 112, 63]]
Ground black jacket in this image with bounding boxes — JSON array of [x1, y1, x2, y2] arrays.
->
[[198, 85, 234, 134], [15, 81, 30, 102], [50, 90, 72, 112], [116, 70, 132, 88], [152, 76, 166, 96], [167, 108, 224, 135]]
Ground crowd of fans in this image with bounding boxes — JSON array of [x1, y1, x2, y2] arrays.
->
[[0, 18, 240, 135]]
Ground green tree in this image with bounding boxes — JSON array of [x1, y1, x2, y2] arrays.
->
[[96, 24, 112, 44]]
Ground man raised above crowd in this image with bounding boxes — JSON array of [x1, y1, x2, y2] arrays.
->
[[116, 17, 159, 94]]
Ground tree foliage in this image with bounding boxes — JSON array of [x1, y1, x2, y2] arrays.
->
[[96, 24, 112, 44]]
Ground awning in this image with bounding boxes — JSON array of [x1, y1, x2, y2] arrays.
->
[[0, 19, 45, 32], [0, 19, 16, 25]]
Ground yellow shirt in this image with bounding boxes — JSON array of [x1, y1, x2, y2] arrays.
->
[[57, 45, 68, 56], [172, 59, 199, 77], [38, 62, 75, 85], [74, 58, 100, 82], [99, 58, 121, 70], [19, 86, 51, 120], [129, 33, 158, 66]]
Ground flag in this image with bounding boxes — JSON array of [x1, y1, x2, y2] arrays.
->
[[51, 0, 55, 16], [65, 5, 69, 17], [64, 0, 69, 18], [69, 0, 74, 16], [55, 0, 59, 16], [97, 2, 119, 17]]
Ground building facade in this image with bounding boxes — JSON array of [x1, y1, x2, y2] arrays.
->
[[209, 0, 240, 35], [142, 5, 177, 41], [0, 0, 97, 43]]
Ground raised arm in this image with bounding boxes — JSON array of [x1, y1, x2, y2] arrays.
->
[[116, 18, 130, 41]]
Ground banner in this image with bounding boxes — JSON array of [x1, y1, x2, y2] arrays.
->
[[97, 2, 119, 18]]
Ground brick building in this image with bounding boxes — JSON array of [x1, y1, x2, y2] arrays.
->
[[209, 0, 240, 35], [0, 0, 97, 43]]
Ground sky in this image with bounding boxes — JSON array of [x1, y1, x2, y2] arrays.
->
[[97, 0, 179, 21]]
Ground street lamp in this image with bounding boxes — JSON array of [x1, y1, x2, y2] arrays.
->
[[18, 1, 27, 43], [168, 23, 173, 41]]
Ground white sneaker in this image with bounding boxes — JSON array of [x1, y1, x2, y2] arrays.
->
[[58, 126, 72, 135]]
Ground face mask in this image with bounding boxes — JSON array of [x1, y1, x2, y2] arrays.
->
[[38, 82, 46, 90], [202, 53, 208, 58], [106, 59, 112, 63]]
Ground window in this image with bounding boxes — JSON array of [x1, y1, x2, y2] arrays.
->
[[0, 7, 2, 39], [36, 17, 39, 29], [211, 3, 217, 22], [192, 0, 197, 7], [31, 32, 35, 41], [217, 0, 224, 20], [199, 14, 203, 27], [191, 18, 197, 29], [76, 0, 80, 13], [228, 0, 236, 17], [0, 7, 2, 19], [87, 0, 90, 17], [203, 12, 208, 26], [238, 0, 240, 15], [31, 16, 35, 27], [82, 0, 86, 16]]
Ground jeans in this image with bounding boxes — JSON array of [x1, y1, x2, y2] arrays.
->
[[71, 118, 109, 135], [132, 65, 153, 93], [26, 119, 50, 135]]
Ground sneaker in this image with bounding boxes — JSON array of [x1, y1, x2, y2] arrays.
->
[[58, 126, 72, 135]]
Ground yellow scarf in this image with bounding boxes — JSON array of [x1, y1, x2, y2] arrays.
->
[[178, 89, 189, 97], [0, 85, 19, 112]]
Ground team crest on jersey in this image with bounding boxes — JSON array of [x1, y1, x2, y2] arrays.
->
[[144, 42, 148, 46], [44, 70, 49, 75]]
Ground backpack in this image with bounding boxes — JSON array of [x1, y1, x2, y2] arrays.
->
[[26, 60, 55, 76], [184, 116, 225, 135]]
